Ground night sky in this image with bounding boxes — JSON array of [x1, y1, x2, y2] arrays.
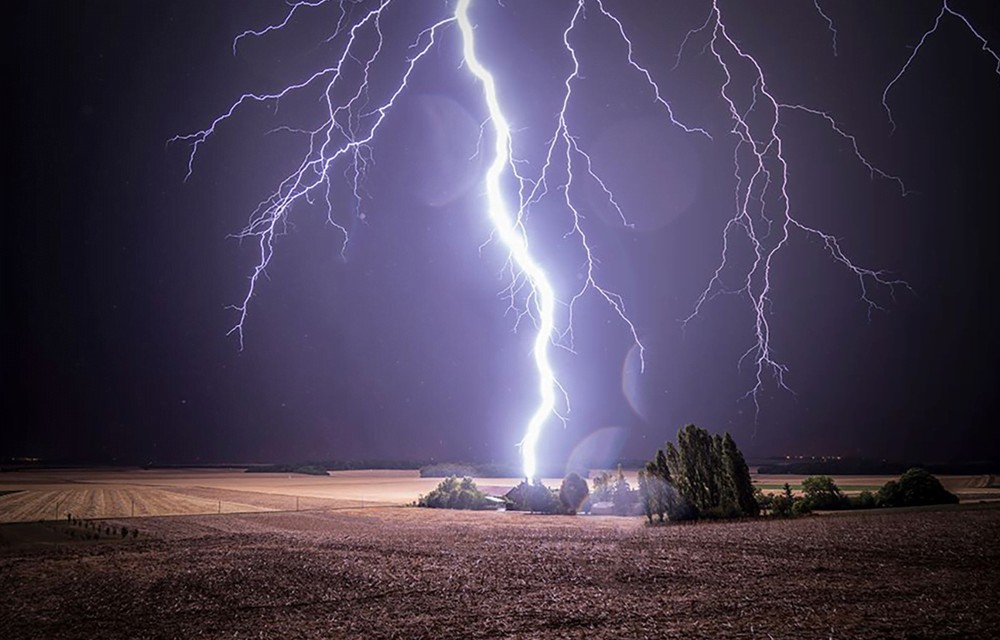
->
[[4, 1, 998, 469]]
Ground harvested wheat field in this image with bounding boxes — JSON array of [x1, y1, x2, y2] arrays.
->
[[0, 469, 464, 522], [2, 502, 999, 639]]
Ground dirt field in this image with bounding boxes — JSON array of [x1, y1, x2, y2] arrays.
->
[[2, 503, 998, 639]]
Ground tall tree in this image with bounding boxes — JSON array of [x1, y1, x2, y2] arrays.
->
[[721, 432, 759, 516], [669, 424, 720, 512], [640, 451, 672, 522], [637, 469, 655, 523]]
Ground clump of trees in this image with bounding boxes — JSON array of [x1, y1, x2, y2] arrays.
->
[[757, 476, 848, 517], [506, 467, 637, 516], [800, 475, 849, 511], [877, 467, 959, 507], [760, 482, 797, 516], [527, 480, 561, 513], [795, 476, 881, 511], [638, 424, 758, 522], [506, 479, 556, 513], [502, 473, 594, 515], [588, 466, 637, 515], [417, 476, 494, 510], [505, 478, 564, 513]]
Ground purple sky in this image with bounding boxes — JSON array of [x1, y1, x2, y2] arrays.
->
[[4, 1, 998, 469]]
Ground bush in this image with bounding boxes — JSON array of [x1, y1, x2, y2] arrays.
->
[[417, 476, 493, 510], [849, 490, 878, 509], [559, 473, 589, 514], [754, 487, 773, 512], [527, 480, 562, 514], [800, 476, 849, 511], [770, 483, 797, 517], [877, 468, 958, 508], [791, 499, 812, 516]]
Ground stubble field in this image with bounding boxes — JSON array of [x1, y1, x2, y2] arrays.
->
[[0, 469, 443, 522], [1, 470, 999, 639]]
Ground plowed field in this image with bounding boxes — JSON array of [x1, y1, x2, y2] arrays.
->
[[2, 502, 998, 639]]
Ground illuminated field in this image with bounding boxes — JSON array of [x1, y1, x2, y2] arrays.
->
[[0, 469, 524, 523], [2, 469, 996, 523]]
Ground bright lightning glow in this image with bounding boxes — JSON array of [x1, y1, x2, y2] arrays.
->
[[455, 0, 556, 480]]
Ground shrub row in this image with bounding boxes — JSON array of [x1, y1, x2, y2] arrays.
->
[[759, 468, 958, 515]]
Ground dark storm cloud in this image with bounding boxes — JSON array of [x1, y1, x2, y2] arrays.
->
[[4, 1, 998, 466]]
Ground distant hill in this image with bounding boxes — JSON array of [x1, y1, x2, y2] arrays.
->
[[418, 462, 521, 478]]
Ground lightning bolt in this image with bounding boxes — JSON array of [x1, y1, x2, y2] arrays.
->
[[173, 0, 997, 478], [676, 0, 914, 413], [171, 0, 455, 350], [459, 0, 714, 476], [455, 0, 556, 480], [672, 0, 996, 415]]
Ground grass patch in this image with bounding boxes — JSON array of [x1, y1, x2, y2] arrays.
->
[[0, 490, 24, 497]]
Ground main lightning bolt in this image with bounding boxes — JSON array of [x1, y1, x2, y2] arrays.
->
[[458, 0, 705, 476], [455, 0, 556, 480], [173, 0, 997, 479]]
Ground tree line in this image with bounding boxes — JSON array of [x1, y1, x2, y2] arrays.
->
[[417, 423, 960, 521]]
